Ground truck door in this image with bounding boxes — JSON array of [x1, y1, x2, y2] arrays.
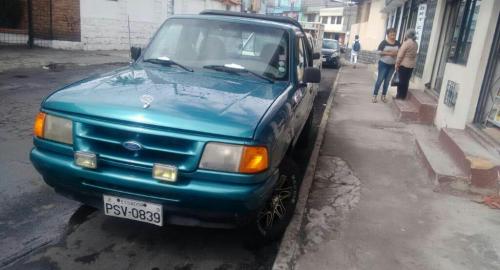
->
[[292, 36, 314, 141]]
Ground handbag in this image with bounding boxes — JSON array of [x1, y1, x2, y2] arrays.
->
[[391, 71, 400, 87]]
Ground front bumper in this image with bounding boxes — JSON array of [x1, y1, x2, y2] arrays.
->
[[322, 55, 339, 66], [30, 147, 278, 228]]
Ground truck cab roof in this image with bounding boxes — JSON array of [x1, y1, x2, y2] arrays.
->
[[199, 10, 305, 31]]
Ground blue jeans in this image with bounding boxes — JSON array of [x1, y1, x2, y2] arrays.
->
[[373, 61, 395, 96]]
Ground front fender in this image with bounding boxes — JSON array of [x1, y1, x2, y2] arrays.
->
[[254, 85, 296, 170]]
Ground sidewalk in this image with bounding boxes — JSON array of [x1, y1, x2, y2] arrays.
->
[[0, 46, 129, 72], [287, 65, 500, 269]]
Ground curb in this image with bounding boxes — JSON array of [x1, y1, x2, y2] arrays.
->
[[0, 61, 129, 74], [272, 67, 343, 270]]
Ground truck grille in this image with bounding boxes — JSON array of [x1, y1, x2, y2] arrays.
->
[[74, 122, 203, 172]]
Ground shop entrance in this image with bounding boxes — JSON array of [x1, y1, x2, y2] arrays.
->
[[474, 15, 500, 142], [430, 1, 459, 95]]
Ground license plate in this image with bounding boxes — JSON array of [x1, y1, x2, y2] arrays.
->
[[103, 195, 163, 226]]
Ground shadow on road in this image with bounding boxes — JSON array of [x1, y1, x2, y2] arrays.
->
[[9, 204, 277, 270]]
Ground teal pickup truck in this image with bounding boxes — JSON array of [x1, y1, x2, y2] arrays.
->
[[31, 11, 321, 240]]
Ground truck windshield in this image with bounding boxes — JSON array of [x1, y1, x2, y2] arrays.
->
[[143, 18, 290, 81], [323, 39, 338, 50]]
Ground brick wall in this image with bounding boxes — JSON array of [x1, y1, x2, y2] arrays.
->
[[0, 0, 80, 41], [32, 0, 51, 39], [51, 0, 80, 41], [0, 0, 28, 34]]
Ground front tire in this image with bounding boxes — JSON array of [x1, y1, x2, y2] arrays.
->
[[252, 157, 299, 242]]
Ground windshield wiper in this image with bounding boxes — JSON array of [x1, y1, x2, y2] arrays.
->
[[203, 64, 274, 84], [143, 56, 193, 72]]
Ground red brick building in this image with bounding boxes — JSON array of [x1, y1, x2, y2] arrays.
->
[[0, 0, 80, 45], [0, 0, 241, 50]]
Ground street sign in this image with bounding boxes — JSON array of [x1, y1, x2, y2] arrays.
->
[[415, 3, 427, 52]]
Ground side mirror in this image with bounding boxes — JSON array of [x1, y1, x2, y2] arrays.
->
[[303, 67, 321, 83], [312, 52, 321, 60], [131, 47, 141, 61]]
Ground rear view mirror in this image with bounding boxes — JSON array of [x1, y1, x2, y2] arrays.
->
[[131, 47, 141, 62], [312, 52, 321, 60], [303, 67, 321, 83]]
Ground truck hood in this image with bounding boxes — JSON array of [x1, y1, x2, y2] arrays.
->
[[43, 64, 288, 139]]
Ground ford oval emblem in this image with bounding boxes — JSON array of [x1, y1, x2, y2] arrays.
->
[[122, 141, 143, 151]]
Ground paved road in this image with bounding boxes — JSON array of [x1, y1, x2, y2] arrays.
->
[[0, 63, 337, 270]]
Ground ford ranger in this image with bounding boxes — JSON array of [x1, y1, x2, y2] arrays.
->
[[30, 10, 321, 240]]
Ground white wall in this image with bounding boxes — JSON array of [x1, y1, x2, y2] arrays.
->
[[434, 0, 500, 129], [80, 0, 170, 50]]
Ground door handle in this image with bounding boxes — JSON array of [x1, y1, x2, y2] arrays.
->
[[292, 89, 304, 106]]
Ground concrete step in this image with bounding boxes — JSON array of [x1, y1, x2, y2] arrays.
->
[[412, 125, 470, 192], [466, 124, 500, 156], [391, 90, 437, 125], [408, 89, 438, 107], [439, 128, 500, 193], [392, 98, 419, 122], [408, 89, 437, 124]]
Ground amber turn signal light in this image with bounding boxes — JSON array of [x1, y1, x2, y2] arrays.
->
[[239, 146, 269, 174], [33, 112, 46, 138]]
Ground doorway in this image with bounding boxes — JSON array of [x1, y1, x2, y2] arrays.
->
[[430, 1, 460, 95], [474, 14, 500, 142]]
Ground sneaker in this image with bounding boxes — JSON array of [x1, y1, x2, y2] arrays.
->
[[372, 96, 377, 103], [381, 95, 387, 103]]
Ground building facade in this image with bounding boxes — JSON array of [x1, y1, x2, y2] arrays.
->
[[301, 1, 357, 45], [347, 0, 387, 50], [241, 0, 268, 13], [174, 0, 241, 14], [0, 0, 242, 50], [319, 7, 345, 42], [350, 0, 500, 141], [386, 0, 500, 141], [266, 0, 302, 20], [432, 0, 499, 135]]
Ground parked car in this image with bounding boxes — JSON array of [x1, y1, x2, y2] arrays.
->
[[300, 21, 324, 70], [30, 11, 321, 240], [322, 39, 341, 69]]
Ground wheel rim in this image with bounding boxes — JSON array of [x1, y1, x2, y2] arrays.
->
[[257, 174, 295, 234]]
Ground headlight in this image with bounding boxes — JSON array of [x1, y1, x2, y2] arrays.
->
[[199, 142, 268, 174], [33, 112, 73, 145], [332, 52, 338, 57]]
